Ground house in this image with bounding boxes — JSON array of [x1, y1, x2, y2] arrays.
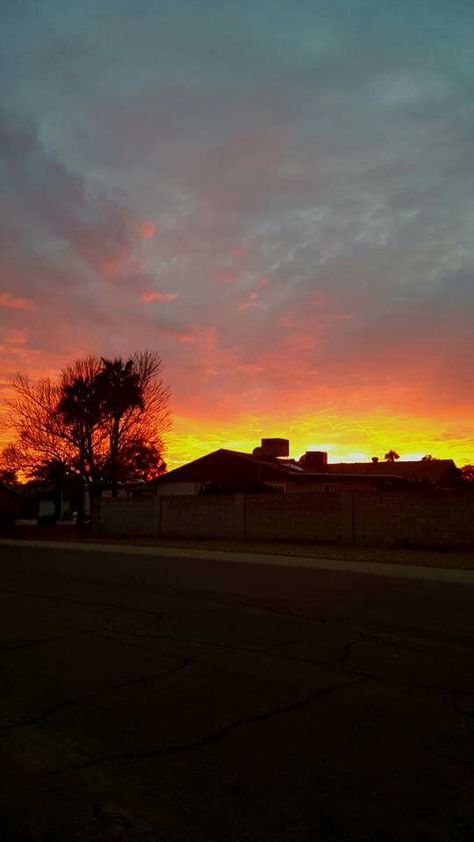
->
[[153, 439, 431, 496]]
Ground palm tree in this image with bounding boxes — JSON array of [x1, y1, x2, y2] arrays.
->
[[97, 358, 143, 420], [461, 465, 474, 482], [96, 357, 145, 493], [5, 350, 170, 503], [384, 450, 400, 463], [57, 374, 100, 459], [56, 363, 104, 520]]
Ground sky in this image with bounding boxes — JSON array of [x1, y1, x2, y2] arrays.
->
[[0, 0, 473, 467]]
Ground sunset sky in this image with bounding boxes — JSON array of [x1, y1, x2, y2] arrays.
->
[[1, 0, 473, 468]]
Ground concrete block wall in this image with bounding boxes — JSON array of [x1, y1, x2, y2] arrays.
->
[[95, 490, 474, 549], [98, 498, 157, 537], [354, 491, 474, 548], [244, 492, 346, 543], [160, 495, 244, 539]]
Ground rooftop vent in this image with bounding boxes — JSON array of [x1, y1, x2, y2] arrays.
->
[[298, 450, 328, 470], [253, 438, 289, 459]]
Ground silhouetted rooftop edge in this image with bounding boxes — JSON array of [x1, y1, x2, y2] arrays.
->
[[153, 448, 459, 488]]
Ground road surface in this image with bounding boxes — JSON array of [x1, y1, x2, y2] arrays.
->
[[0, 543, 473, 841]]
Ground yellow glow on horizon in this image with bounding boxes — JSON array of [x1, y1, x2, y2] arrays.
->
[[1, 403, 472, 474], [163, 409, 473, 471]]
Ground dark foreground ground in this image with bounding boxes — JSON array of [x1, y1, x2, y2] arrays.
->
[[0, 545, 473, 841]]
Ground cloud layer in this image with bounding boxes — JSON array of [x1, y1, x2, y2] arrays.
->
[[1, 0, 473, 464]]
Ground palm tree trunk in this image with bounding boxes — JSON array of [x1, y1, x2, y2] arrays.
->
[[110, 415, 120, 498]]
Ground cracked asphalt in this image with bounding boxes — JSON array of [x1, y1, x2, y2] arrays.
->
[[0, 545, 473, 841]]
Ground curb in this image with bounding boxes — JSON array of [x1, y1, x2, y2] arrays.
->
[[1, 538, 474, 585]]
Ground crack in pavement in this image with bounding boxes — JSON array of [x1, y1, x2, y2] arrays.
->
[[451, 691, 474, 718], [51, 676, 371, 774], [4, 583, 472, 647], [0, 587, 166, 622], [333, 631, 372, 663], [0, 628, 98, 654], [254, 601, 474, 644], [0, 607, 152, 656], [1, 584, 472, 698], [0, 605, 160, 657], [0, 583, 413, 638], [333, 631, 440, 664], [106, 629, 474, 698], [0, 655, 195, 734], [2, 586, 472, 718]]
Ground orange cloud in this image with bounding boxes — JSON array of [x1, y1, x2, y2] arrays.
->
[[238, 290, 259, 311], [229, 244, 244, 259], [140, 290, 178, 303], [215, 269, 238, 284], [0, 292, 36, 312], [174, 324, 218, 351], [3, 328, 28, 345], [136, 219, 155, 239]]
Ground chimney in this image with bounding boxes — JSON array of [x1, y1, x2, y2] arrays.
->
[[299, 451, 328, 470]]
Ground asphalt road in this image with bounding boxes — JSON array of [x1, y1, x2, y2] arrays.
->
[[0, 545, 473, 842]]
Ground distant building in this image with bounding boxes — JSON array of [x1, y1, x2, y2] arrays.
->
[[152, 439, 444, 496]]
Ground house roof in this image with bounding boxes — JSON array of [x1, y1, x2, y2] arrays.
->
[[325, 459, 459, 484], [154, 449, 430, 489], [154, 448, 298, 484]]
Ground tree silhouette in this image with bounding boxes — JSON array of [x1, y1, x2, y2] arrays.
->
[[1, 351, 170, 502], [95, 357, 144, 493], [56, 357, 104, 499], [113, 438, 166, 483], [384, 450, 400, 463], [31, 458, 70, 485], [0, 467, 17, 485]]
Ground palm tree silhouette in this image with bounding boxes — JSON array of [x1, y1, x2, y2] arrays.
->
[[96, 358, 145, 493], [384, 450, 400, 463], [56, 372, 103, 521]]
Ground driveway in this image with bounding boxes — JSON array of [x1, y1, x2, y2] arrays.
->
[[0, 543, 473, 841]]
